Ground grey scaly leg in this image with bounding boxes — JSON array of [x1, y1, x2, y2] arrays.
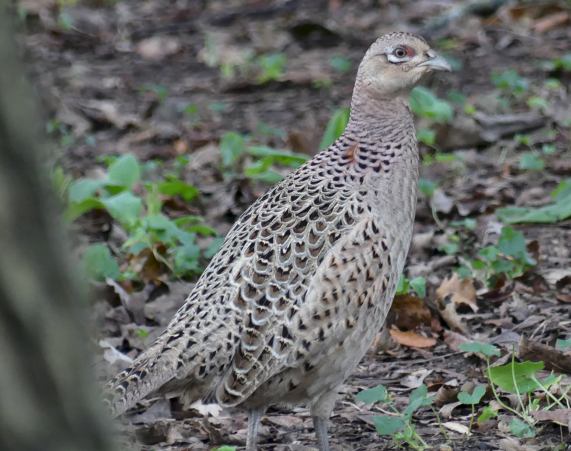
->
[[246, 408, 265, 451], [312, 416, 331, 451], [310, 389, 338, 451]]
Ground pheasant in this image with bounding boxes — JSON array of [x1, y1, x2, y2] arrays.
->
[[106, 32, 450, 450]]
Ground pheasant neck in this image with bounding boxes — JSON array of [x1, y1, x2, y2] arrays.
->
[[346, 91, 412, 141]]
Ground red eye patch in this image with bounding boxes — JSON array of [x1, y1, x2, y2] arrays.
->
[[391, 45, 416, 59], [404, 46, 416, 57]]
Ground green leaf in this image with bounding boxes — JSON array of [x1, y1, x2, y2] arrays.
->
[[458, 385, 486, 405], [417, 128, 436, 146], [356, 385, 388, 405], [220, 132, 246, 168], [107, 154, 141, 189], [68, 178, 105, 203], [174, 241, 201, 275], [404, 384, 432, 419], [66, 197, 105, 221], [410, 87, 453, 123], [477, 405, 498, 424], [418, 178, 437, 197], [329, 55, 352, 73], [395, 275, 409, 295], [257, 53, 287, 83], [488, 360, 544, 394], [158, 179, 200, 201], [409, 277, 426, 298], [509, 418, 535, 438], [246, 146, 308, 166], [519, 152, 545, 171], [215, 447, 237, 451], [459, 342, 501, 357], [372, 415, 406, 436], [498, 227, 535, 265], [497, 199, 571, 224], [101, 192, 143, 226], [527, 96, 549, 111], [551, 178, 571, 202], [478, 245, 500, 262], [82, 244, 120, 281], [556, 338, 571, 350], [320, 107, 350, 149], [456, 265, 472, 279], [492, 69, 529, 95]]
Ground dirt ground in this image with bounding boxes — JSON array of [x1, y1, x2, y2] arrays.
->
[[16, 0, 571, 449]]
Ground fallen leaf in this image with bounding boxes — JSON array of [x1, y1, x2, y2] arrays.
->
[[438, 403, 460, 422], [137, 36, 181, 61], [390, 294, 432, 330], [437, 273, 478, 311], [531, 409, 571, 428], [265, 415, 305, 428], [389, 327, 436, 348], [436, 274, 478, 334], [533, 11, 570, 33], [99, 339, 133, 365], [442, 329, 470, 351], [442, 421, 470, 435], [431, 188, 454, 214], [400, 369, 433, 389]]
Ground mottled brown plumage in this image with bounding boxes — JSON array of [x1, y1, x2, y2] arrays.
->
[[106, 32, 450, 450]]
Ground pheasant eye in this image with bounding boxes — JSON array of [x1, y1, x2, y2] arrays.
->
[[393, 47, 407, 58]]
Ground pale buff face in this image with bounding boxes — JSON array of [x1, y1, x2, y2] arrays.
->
[[357, 32, 451, 98]]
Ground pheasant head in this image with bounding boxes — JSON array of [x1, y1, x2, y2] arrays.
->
[[355, 32, 451, 100]]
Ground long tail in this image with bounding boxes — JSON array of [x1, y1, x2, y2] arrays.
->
[[104, 339, 180, 416]]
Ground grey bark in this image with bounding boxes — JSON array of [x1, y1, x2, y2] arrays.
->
[[0, 10, 115, 451]]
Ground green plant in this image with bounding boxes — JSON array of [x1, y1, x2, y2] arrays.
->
[[219, 132, 309, 184], [409, 87, 453, 123], [357, 384, 433, 450], [492, 69, 529, 96], [66, 154, 218, 281], [396, 276, 426, 298], [496, 178, 571, 224], [461, 226, 536, 286], [46, 119, 75, 148], [541, 54, 571, 72], [458, 342, 570, 440], [526, 96, 549, 112], [257, 53, 287, 83], [417, 128, 436, 147], [458, 384, 486, 433], [518, 152, 545, 171], [320, 107, 350, 149], [329, 55, 352, 73]]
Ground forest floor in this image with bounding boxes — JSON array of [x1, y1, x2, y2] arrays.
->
[[17, 0, 571, 450]]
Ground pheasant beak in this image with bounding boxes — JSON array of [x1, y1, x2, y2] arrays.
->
[[418, 53, 452, 72]]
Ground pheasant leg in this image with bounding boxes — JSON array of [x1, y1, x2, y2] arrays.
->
[[312, 416, 331, 451], [246, 408, 265, 451]]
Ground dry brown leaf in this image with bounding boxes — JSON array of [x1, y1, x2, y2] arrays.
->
[[442, 329, 470, 351], [436, 274, 478, 334], [390, 294, 432, 330], [531, 409, 571, 428], [436, 273, 478, 311], [533, 11, 570, 33], [389, 327, 436, 348]]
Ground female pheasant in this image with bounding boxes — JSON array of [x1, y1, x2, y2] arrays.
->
[[106, 32, 450, 450]]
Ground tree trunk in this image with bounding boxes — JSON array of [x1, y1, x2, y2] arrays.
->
[[0, 10, 115, 451]]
